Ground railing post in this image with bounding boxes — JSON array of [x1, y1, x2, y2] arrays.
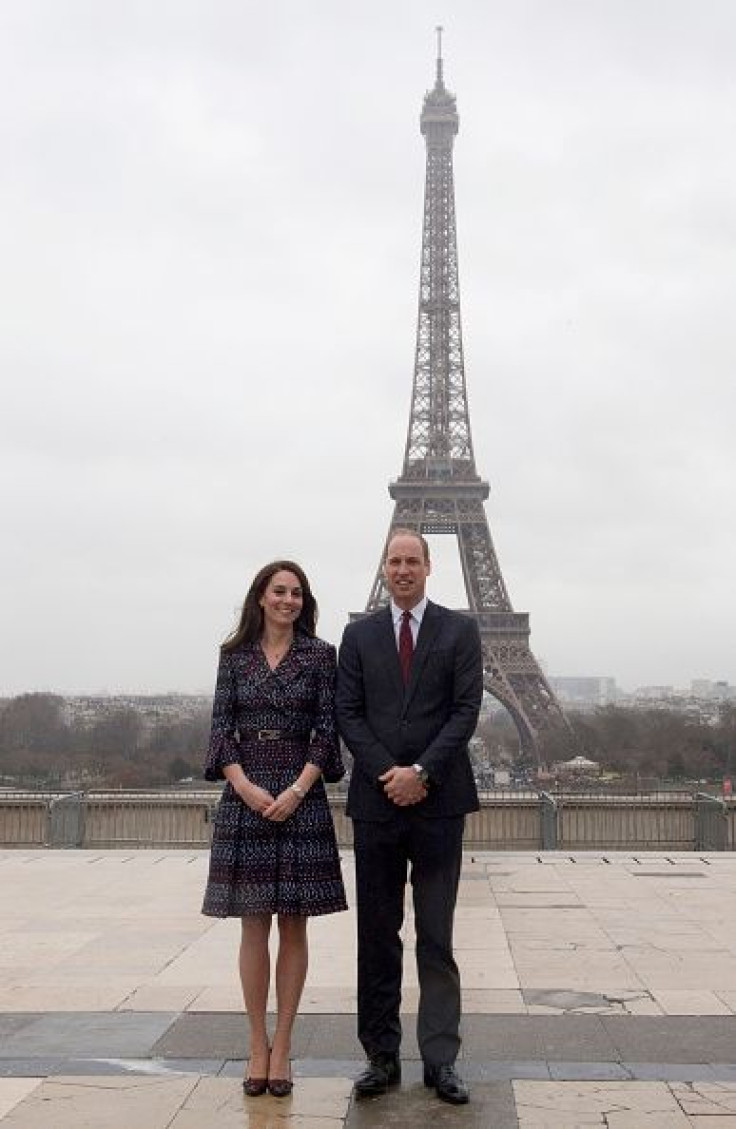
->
[[539, 791, 558, 850], [695, 792, 727, 851], [47, 792, 85, 848]]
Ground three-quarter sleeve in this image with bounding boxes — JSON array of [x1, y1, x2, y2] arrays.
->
[[306, 643, 339, 772], [203, 649, 241, 782]]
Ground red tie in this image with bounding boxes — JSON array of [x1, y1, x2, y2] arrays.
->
[[399, 610, 414, 684]]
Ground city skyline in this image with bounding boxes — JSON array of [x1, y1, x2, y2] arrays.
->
[[2, 2, 735, 695], [4, 671, 734, 704]]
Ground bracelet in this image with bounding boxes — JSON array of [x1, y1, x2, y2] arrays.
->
[[290, 783, 305, 799]]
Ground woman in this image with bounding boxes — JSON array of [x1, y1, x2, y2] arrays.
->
[[202, 560, 347, 1097]]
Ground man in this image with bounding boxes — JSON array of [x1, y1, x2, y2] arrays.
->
[[336, 529, 482, 1104]]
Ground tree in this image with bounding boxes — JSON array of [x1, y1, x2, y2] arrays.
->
[[0, 693, 69, 756], [86, 708, 143, 762]]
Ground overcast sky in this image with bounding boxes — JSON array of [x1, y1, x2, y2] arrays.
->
[[1, 1, 735, 697]]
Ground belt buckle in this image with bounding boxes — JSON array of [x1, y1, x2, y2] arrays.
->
[[257, 729, 280, 741]]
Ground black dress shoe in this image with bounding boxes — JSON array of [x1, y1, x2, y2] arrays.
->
[[354, 1054, 401, 1098], [423, 1063, 469, 1105]]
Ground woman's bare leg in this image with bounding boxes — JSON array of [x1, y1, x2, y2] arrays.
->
[[240, 915, 272, 1076], [269, 914, 308, 1079]]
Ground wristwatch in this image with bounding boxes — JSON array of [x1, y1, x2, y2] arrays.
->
[[412, 763, 430, 787]]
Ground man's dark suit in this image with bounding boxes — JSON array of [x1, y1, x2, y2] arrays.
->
[[336, 600, 482, 1068]]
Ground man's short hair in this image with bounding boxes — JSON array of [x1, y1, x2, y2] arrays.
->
[[385, 528, 430, 564]]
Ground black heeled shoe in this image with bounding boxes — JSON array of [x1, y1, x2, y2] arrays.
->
[[243, 1075, 268, 1097], [243, 1047, 270, 1097], [267, 1059, 293, 1098]]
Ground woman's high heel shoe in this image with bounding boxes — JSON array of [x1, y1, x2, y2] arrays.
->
[[267, 1059, 293, 1098], [243, 1075, 268, 1097], [243, 1047, 270, 1097]]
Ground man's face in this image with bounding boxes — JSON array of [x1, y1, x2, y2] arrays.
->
[[383, 533, 431, 610]]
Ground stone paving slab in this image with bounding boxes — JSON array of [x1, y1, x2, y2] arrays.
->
[[0, 1020, 36, 1042], [601, 1016, 736, 1063], [463, 1014, 618, 1061], [513, 1079, 736, 1127], [172, 1075, 353, 1129], [514, 1079, 693, 1128], [0, 1075, 200, 1129], [0, 1082, 41, 1122], [623, 1064, 726, 1082], [0, 1012, 178, 1058], [0, 1061, 65, 1081]]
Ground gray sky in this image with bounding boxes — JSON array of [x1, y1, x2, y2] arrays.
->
[[1, 1, 735, 696]]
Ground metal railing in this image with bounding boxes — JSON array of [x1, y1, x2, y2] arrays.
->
[[555, 791, 696, 851], [1, 787, 735, 851]]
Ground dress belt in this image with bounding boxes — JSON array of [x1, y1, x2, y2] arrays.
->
[[241, 729, 311, 743]]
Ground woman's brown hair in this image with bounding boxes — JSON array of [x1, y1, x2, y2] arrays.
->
[[221, 560, 318, 652]]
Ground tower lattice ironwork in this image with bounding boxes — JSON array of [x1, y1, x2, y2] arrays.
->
[[361, 33, 569, 763]]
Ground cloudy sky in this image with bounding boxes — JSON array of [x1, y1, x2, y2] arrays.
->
[[1, 1, 734, 697]]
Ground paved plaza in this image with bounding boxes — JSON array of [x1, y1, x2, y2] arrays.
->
[[2, 849, 736, 1126]]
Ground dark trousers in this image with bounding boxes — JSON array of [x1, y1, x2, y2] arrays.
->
[[353, 812, 464, 1067]]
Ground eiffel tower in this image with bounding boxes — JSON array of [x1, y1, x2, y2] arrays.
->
[[360, 33, 569, 764]]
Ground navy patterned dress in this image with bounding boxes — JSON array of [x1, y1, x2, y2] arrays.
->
[[202, 633, 347, 918]]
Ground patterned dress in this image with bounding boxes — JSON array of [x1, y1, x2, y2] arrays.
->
[[202, 633, 348, 918]]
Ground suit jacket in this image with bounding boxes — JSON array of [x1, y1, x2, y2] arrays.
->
[[336, 601, 482, 821]]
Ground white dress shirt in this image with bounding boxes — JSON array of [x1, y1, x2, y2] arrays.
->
[[390, 596, 428, 650]]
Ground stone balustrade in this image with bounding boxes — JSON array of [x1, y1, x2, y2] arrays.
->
[[0, 789, 734, 851]]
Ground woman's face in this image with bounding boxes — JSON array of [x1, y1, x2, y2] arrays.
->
[[259, 570, 304, 632]]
